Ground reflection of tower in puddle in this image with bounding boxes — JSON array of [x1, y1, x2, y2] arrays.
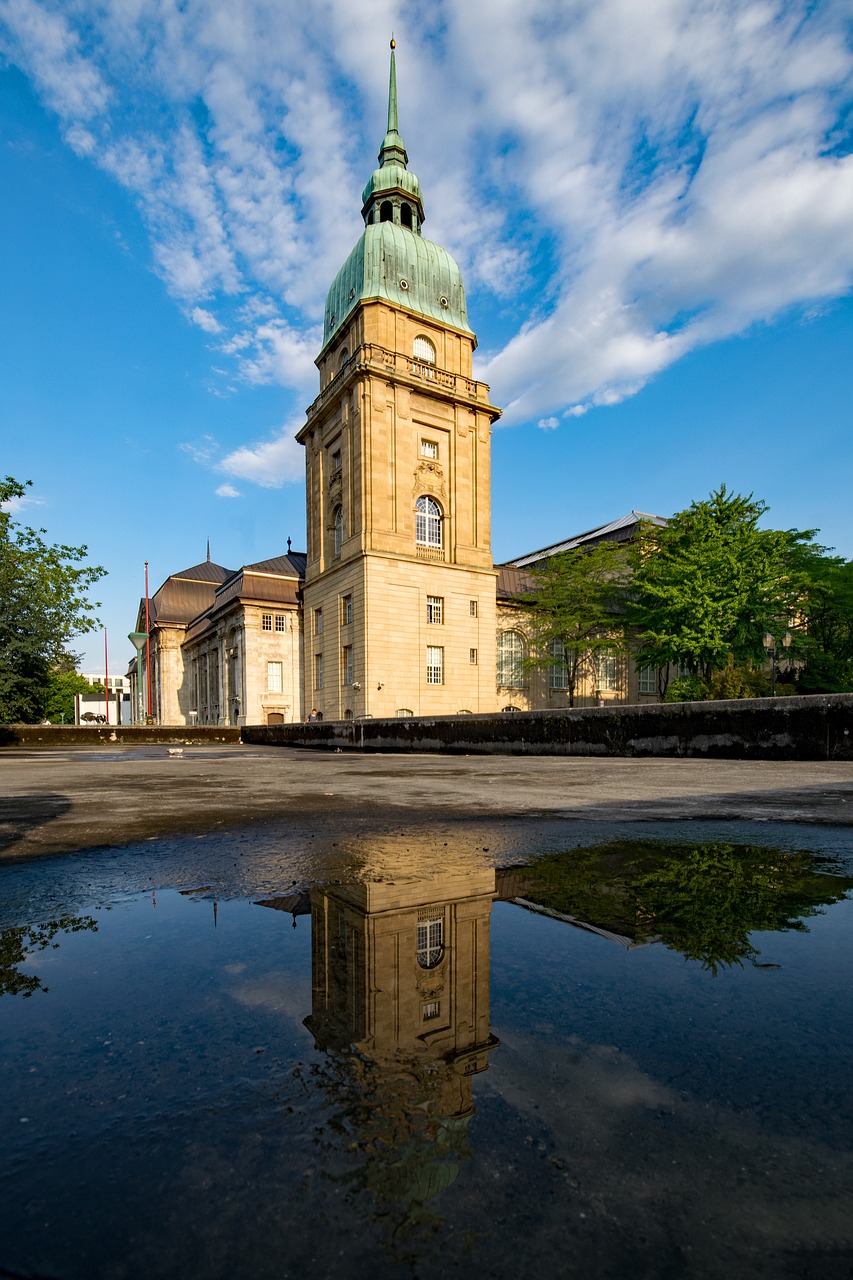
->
[[304, 870, 499, 1208]]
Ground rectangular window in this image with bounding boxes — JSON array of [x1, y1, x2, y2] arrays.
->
[[426, 594, 443, 625], [314, 654, 324, 690], [314, 607, 323, 635], [638, 665, 657, 694], [595, 652, 622, 691], [470, 648, 478, 665], [469, 600, 478, 617], [417, 915, 443, 967], [421, 439, 438, 459], [275, 614, 286, 633], [422, 1001, 440, 1021], [266, 661, 283, 693], [497, 631, 526, 688], [342, 594, 353, 626], [426, 646, 444, 685], [331, 449, 341, 474], [342, 645, 353, 685], [261, 613, 273, 632]]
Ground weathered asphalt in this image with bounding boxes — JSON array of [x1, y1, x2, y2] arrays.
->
[[2, 743, 853, 863]]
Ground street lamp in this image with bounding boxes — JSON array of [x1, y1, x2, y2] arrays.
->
[[763, 630, 792, 696], [128, 631, 148, 724]]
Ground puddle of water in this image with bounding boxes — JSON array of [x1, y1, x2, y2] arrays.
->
[[1, 838, 852, 1279]]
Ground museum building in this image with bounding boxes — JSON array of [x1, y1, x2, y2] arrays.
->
[[131, 48, 666, 725]]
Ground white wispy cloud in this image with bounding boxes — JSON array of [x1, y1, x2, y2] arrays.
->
[[215, 482, 242, 498], [179, 434, 219, 464], [0, 489, 47, 514], [191, 305, 223, 333], [2, 0, 852, 448], [218, 418, 305, 488]]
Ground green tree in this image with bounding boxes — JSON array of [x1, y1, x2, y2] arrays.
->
[[44, 665, 104, 724], [520, 540, 632, 706], [0, 915, 98, 997], [790, 548, 853, 693], [629, 486, 809, 688], [0, 477, 106, 723], [511, 839, 853, 975]]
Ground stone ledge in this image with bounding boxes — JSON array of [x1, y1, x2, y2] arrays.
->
[[241, 693, 853, 761], [0, 725, 242, 748]]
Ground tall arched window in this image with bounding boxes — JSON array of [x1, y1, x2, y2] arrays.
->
[[497, 631, 526, 687], [548, 638, 571, 689], [415, 496, 442, 548], [400, 203, 413, 229], [380, 200, 393, 223], [333, 506, 343, 557], [413, 335, 436, 364]]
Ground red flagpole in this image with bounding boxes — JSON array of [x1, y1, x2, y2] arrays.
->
[[103, 628, 109, 726], [144, 562, 152, 720]]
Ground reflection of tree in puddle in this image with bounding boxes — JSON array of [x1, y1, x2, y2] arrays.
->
[[499, 841, 853, 974], [0, 915, 98, 997], [299, 872, 499, 1249]]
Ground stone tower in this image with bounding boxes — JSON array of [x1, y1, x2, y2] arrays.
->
[[297, 43, 501, 720]]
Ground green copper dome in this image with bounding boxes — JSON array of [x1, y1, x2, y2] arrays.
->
[[361, 160, 423, 211], [321, 42, 471, 350], [323, 222, 471, 347]]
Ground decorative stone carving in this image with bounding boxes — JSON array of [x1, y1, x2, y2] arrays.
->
[[412, 460, 446, 501], [415, 976, 444, 1001]]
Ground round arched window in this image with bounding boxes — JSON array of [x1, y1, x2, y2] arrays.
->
[[417, 916, 443, 969], [415, 496, 442, 548], [413, 335, 436, 364]]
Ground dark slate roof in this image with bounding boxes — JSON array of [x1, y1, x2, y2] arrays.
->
[[141, 561, 234, 628], [495, 564, 534, 602], [507, 510, 667, 568], [170, 561, 234, 584], [244, 552, 307, 579]]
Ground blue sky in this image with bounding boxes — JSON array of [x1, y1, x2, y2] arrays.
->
[[1, 0, 852, 673]]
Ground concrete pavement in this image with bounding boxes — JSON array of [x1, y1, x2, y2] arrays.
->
[[2, 743, 852, 862]]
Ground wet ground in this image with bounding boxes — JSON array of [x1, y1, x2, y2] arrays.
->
[[2, 744, 853, 863], [1, 748, 852, 1277]]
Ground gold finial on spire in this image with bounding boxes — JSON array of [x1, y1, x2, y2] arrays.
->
[[390, 35, 396, 49]]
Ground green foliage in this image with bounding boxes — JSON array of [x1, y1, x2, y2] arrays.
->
[[0, 477, 105, 723], [44, 667, 104, 724], [0, 915, 98, 997], [663, 659, 776, 702], [630, 486, 810, 685], [520, 539, 632, 705], [703, 658, 772, 700], [662, 675, 707, 703], [513, 839, 853, 974], [789, 547, 853, 693]]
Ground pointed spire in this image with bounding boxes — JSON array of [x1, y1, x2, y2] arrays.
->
[[387, 37, 398, 135], [378, 37, 408, 169], [359, 39, 425, 238], [206, 538, 211, 563]]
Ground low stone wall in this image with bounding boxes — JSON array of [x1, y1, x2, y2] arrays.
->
[[0, 725, 242, 748], [242, 694, 853, 760]]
